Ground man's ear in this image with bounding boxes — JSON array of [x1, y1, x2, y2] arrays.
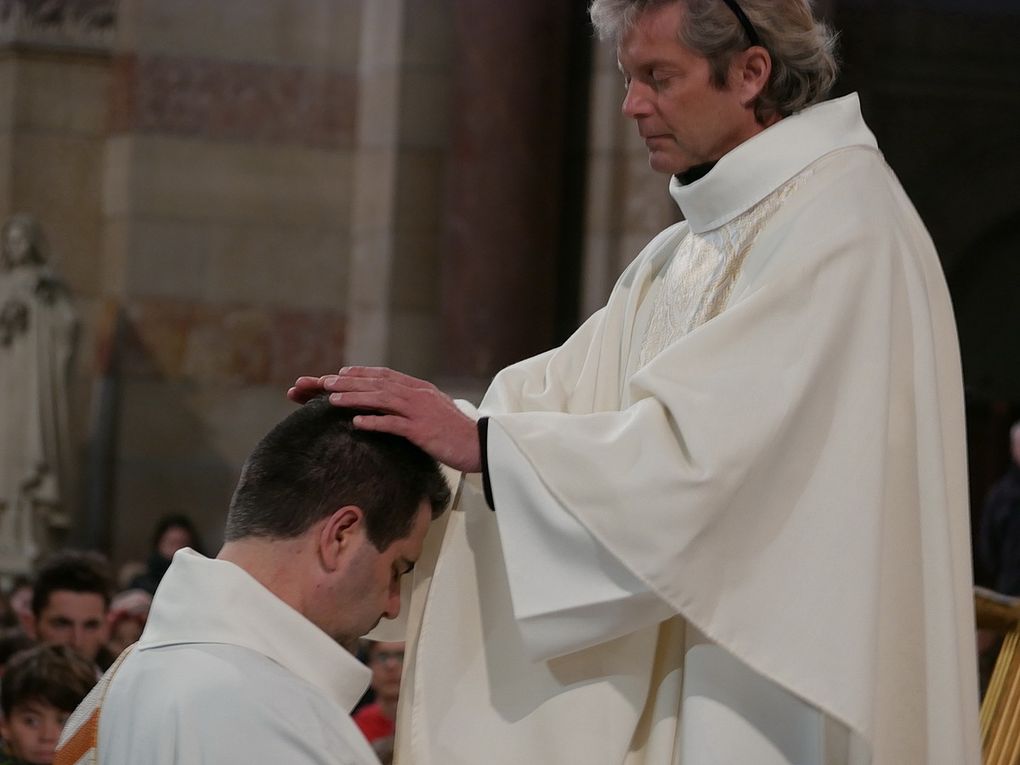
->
[[732, 46, 772, 109], [318, 505, 365, 572], [24, 611, 38, 640]]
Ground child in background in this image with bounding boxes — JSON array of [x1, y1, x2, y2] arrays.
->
[[0, 645, 96, 765], [104, 589, 151, 658], [354, 641, 404, 765]]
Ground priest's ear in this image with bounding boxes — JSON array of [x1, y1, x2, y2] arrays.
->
[[730, 45, 772, 111], [318, 505, 366, 571]]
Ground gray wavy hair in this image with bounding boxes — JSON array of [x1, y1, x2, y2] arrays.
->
[[589, 0, 839, 121]]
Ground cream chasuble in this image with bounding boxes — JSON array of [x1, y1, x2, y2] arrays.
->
[[379, 94, 980, 765]]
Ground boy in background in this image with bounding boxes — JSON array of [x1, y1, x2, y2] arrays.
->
[[0, 646, 96, 765]]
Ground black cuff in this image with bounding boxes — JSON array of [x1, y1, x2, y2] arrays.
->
[[477, 417, 495, 511]]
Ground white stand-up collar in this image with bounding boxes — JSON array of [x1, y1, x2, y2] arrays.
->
[[140, 549, 371, 712], [669, 93, 878, 234]]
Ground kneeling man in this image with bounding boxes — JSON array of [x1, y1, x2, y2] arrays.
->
[[55, 398, 451, 765]]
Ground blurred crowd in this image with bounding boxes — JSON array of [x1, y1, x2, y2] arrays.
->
[[0, 513, 407, 765], [0, 514, 199, 764]]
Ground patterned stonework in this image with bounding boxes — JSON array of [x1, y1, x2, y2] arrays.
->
[[110, 54, 356, 149], [122, 298, 346, 385], [0, 0, 115, 51]]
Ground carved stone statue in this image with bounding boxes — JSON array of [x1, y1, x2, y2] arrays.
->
[[0, 213, 78, 575]]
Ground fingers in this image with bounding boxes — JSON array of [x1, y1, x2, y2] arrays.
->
[[288, 376, 325, 403], [291, 367, 439, 414], [324, 377, 403, 394], [328, 366, 434, 390], [350, 413, 411, 438], [328, 389, 408, 414]]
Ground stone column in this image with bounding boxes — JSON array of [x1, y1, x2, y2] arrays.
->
[[438, 0, 577, 382], [346, 0, 454, 377]]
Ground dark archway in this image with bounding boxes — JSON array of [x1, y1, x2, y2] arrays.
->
[[949, 214, 1020, 407]]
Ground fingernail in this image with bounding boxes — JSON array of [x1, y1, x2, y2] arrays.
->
[[323, 375, 339, 387], [329, 392, 343, 403]]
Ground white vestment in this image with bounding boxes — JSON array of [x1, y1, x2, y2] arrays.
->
[[380, 94, 980, 765], [87, 549, 380, 765]]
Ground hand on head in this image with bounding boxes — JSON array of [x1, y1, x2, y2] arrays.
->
[[289, 367, 482, 474]]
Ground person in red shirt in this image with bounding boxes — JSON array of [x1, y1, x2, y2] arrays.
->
[[353, 641, 404, 759]]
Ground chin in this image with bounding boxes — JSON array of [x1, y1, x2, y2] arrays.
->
[[648, 152, 688, 176]]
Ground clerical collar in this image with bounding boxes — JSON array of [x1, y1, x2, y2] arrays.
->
[[667, 93, 878, 234], [674, 161, 718, 186]]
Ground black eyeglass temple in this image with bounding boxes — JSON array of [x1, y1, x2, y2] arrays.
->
[[719, 0, 762, 48]]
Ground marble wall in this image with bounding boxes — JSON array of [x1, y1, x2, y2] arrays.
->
[[102, 0, 364, 561], [0, 4, 115, 564], [1, 0, 365, 564]]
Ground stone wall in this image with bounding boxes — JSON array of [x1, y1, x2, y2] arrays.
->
[[0, 1, 115, 566], [99, 0, 363, 562]]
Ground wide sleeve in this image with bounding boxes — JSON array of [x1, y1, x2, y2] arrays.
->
[[469, 233, 687, 659], [486, 417, 675, 659]]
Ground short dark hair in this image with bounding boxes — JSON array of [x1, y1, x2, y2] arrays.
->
[[225, 398, 451, 551], [1, 644, 97, 716], [31, 551, 113, 617], [0, 628, 35, 669], [151, 513, 203, 555]]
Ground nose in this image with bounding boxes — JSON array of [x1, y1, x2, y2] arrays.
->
[[40, 718, 62, 744], [383, 583, 401, 620], [70, 624, 92, 651], [622, 80, 653, 119]]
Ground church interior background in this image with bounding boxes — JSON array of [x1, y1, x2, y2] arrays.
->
[[0, 0, 1017, 579]]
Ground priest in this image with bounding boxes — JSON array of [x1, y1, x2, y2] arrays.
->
[[291, 1, 980, 762]]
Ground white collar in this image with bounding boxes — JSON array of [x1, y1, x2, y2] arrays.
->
[[668, 93, 878, 234], [140, 549, 370, 712]]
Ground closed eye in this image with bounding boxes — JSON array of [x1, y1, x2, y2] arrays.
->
[[392, 559, 415, 581]]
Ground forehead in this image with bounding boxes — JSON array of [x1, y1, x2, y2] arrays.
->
[[390, 501, 432, 558], [42, 590, 107, 617], [617, 2, 696, 68], [11, 699, 60, 716]]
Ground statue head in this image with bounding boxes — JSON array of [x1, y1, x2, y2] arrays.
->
[[1, 214, 48, 271]]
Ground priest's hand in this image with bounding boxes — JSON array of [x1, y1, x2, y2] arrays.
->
[[288, 367, 482, 473]]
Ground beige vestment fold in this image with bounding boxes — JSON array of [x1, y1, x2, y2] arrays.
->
[[71, 549, 379, 765], [385, 94, 980, 765]]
